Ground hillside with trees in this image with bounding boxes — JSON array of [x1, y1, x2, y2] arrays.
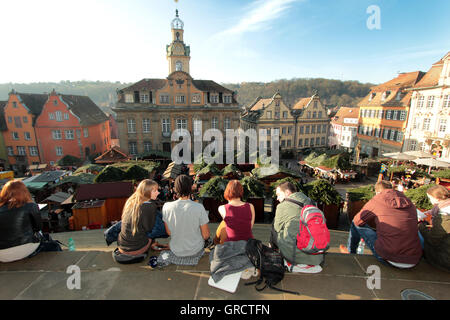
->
[[0, 78, 373, 113], [223, 78, 374, 109]]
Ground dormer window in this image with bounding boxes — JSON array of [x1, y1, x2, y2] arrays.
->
[[210, 95, 219, 104], [368, 93, 376, 101], [125, 94, 134, 103], [396, 92, 402, 101], [381, 91, 391, 101], [223, 95, 232, 104]]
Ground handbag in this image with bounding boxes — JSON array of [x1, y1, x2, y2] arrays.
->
[[28, 231, 63, 258]]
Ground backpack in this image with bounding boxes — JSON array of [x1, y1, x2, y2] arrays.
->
[[244, 239, 300, 295], [285, 199, 330, 255]]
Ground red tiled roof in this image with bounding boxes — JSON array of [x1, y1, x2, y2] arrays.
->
[[250, 98, 272, 111], [371, 71, 425, 92], [331, 107, 359, 126], [292, 97, 311, 110], [358, 71, 424, 107], [414, 64, 443, 88]]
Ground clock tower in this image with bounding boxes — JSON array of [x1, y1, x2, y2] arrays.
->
[[166, 10, 191, 75]]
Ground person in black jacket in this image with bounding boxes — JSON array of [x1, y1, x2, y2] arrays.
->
[[0, 180, 44, 262]]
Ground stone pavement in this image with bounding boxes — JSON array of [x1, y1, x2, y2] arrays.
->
[[1, 224, 449, 300]]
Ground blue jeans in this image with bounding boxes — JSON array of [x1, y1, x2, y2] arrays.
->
[[104, 212, 169, 244], [418, 230, 425, 249], [346, 222, 388, 265]]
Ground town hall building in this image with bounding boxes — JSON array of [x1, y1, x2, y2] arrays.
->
[[113, 11, 241, 158]]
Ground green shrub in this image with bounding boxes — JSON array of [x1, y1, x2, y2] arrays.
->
[[124, 165, 149, 181], [405, 184, 433, 210], [94, 166, 125, 183], [305, 179, 342, 205], [240, 176, 265, 201], [199, 176, 228, 201], [347, 185, 376, 201], [432, 169, 450, 179], [57, 155, 82, 166], [223, 164, 241, 177], [196, 163, 222, 176]]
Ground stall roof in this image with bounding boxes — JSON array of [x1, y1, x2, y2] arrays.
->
[[163, 162, 182, 180], [43, 192, 72, 204], [75, 181, 134, 201], [316, 166, 334, 172], [72, 200, 105, 209], [24, 181, 48, 190]]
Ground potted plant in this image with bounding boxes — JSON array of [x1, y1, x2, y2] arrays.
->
[[198, 176, 228, 222], [346, 185, 376, 223], [222, 164, 243, 180], [195, 163, 223, 182], [304, 179, 343, 229], [240, 176, 266, 223]]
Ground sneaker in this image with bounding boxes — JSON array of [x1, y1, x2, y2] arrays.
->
[[339, 244, 350, 254], [284, 260, 322, 273], [241, 267, 256, 279]]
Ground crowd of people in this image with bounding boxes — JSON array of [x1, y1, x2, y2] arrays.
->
[[0, 174, 448, 275]]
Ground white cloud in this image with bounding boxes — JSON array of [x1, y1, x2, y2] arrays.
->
[[215, 0, 302, 38]]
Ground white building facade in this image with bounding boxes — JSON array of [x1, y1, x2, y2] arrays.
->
[[329, 107, 359, 152], [404, 52, 450, 160]]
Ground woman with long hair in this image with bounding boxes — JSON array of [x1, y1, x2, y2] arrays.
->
[[116, 179, 168, 256], [214, 180, 255, 245], [0, 180, 44, 262], [418, 185, 450, 271]]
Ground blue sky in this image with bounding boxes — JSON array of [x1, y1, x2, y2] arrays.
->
[[0, 0, 449, 85]]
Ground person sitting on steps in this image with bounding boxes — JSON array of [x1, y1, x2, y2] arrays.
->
[[214, 180, 255, 245], [106, 179, 169, 256], [340, 180, 422, 268], [270, 182, 323, 273]]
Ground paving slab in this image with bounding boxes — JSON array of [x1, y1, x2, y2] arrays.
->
[[0, 272, 44, 299], [282, 274, 377, 300], [321, 253, 367, 277], [370, 279, 450, 300], [14, 270, 122, 300], [194, 272, 284, 300], [106, 270, 201, 300], [0, 251, 87, 272], [354, 255, 450, 283]]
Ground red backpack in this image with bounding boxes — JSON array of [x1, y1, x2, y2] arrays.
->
[[285, 199, 330, 255]]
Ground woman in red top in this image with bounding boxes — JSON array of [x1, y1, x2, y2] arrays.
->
[[213, 180, 255, 244]]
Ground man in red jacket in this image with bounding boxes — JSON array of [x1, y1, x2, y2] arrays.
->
[[340, 180, 422, 268]]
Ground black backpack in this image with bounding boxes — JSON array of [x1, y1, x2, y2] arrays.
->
[[244, 239, 300, 295]]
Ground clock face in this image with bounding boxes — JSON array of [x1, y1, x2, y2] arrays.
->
[[172, 18, 183, 29]]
